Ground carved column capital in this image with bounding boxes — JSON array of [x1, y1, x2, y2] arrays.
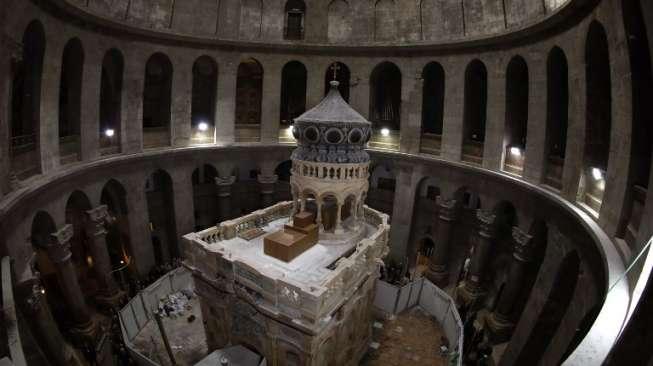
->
[[47, 225, 73, 264], [437, 197, 457, 221], [85, 205, 111, 237], [215, 175, 237, 197], [512, 227, 535, 262], [476, 210, 497, 238], [257, 174, 278, 185]]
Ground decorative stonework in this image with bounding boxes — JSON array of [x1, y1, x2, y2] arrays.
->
[[512, 227, 535, 262], [85, 205, 110, 237], [47, 225, 74, 264], [437, 197, 458, 221], [476, 209, 497, 238]]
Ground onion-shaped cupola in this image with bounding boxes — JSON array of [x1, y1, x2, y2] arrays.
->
[[291, 80, 372, 164]]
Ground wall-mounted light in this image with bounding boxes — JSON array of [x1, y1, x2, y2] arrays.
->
[[287, 125, 294, 134], [510, 146, 522, 157], [40, 288, 45, 294], [592, 167, 604, 180], [381, 128, 390, 137], [105, 129, 115, 137], [198, 122, 209, 132]]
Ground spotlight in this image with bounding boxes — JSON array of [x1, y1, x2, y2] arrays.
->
[[287, 125, 294, 134], [105, 129, 115, 137], [592, 167, 603, 180], [120, 260, 125, 265], [381, 128, 390, 137], [40, 288, 45, 294], [198, 122, 209, 132], [510, 146, 522, 157]]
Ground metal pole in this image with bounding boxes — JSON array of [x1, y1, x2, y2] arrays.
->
[[153, 311, 177, 365]]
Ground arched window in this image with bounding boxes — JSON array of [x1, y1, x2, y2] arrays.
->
[[59, 38, 84, 163], [421, 62, 445, 135], [10, 20, 45, 177], [580, 22, 612, 213], [235, 59, 263, 142], [462, 60, 487, 164], [143, 53, 173, 148], [284, 0, 306, 40], [191, 56, 218, 144], [369, 62, 401, 131], [504, 56, 529, 175], [327, 0, 351, 43], [280, 61, 307, 125], [324, 62, 350, 102], [145, 170, 178, 264], [543, 47, 568, 189], [99, 49, 124, 153]]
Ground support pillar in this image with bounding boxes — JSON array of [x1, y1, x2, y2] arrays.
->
[[316, 199, 323, 231], [16, 279, 84, 366], [85, 205, 123, 308], [215, 175, 236, 221], [335, 201, 344, 234], [459, 210, 497, 305], [47, 224, 95, 340], [487, 227, 535, 342], [426, 198, 458, 287], [257, 174, 278, 208]]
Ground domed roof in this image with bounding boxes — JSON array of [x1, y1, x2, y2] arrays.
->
[[295, 81, 371, 126]]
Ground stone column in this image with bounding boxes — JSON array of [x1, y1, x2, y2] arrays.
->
[[39, 37, 64, 173], [85, 205, 123, 307], [16, 279, 83, 366], [425, 198, 458, 287], [459, 210, 498, 304], [388, 163, 418, 261], [400, 66, 422, 154], [124, 175, 155, 276], [487, 227, 535, 341], [215, 175, 236, 221], [335, 201, 344, 234], [215, 58, 237, 144], [483, 59, 507, 171], [441, 61, 464, 161], [522, 56, 547, 184], [171, 57, 193, 147], [261, 61, 282, 143], [121, 50, 145, 154], [47, 224, 95, 339], [258, 174, 278, 208], [316, 199, 323, 230]]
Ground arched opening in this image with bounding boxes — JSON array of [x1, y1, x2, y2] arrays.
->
[[367, 164, 395, 216], [514, 251, 580, 364], [579, 22, 612, 214], [192, 164, 219, 231], [10, 20, 45, 178], [320, 194, 339, 232], [145, 170, 178, 265], [99, 49, 123, 154], [100, 179, 133, 281], [341, 194, 358, 223], [143, 53, 173, 148], [58, 38, 84, 164], [191, 56, 218, 144], [324, 62, 351, 102], [374, 0, 396, 42], [503, 56, 529, 176], [462, 60, 487, 164], [369, 62, 401, 150], [327, 0, 351, 43], [235, 58, 263, 142], [280, 61, 307, 126], [544, 47, 569, 189], [618, 0, 653, 246], [275, 160, 293, 201], [419, 237, 435, 259], [419, 62, 445, 155], [284, 0, 305, 40]]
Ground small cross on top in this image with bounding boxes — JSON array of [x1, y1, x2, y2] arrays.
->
[[330, 62, 341, 81]]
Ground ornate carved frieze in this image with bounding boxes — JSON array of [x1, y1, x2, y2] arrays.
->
[[85, 205, 111, 237], [437, 197, 457, 221], [512, 227, 535, 262], [215, 175, 236, 197], [47, 225, 74, 264], [476, 210, 497, 238]]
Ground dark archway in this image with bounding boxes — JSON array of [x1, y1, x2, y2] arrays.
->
[[64, 191, 94, 291], [99, 49, 123, 152], [421, 62, 445, 135], [324, 62, 351, 102], [58, 38, 84, 163], [504, 56, 529, 175], [145, 170, 178, 264], [143, 53, 173, 148], [580, 22, 612, 212], [191, 56, 218, 144], [284, 0, 306, 40], [280, 61, 307, 126], [618, 0, 653, 244], [462, 60, 487, 163], [235, 58, 263, 142], [10, 20, 45, 178], [192, 164, 219, 231], [544, 47, 569, 189], [101, 179, 133, 273], [369, 62, 401, 131]]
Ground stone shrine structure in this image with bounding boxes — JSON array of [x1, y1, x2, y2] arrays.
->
[[183, 81, 389, 365]]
